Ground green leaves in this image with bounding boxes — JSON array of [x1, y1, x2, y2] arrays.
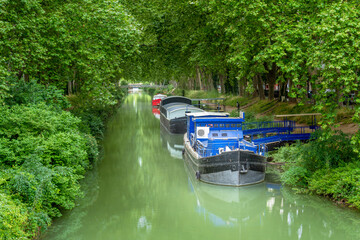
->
[[273, 131, 360, 208], [0, 101, 99, 237], [1, 0, 140, 107]]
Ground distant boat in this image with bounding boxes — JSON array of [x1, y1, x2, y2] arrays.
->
[[152, 94, 167, 107], [160, 96, 204, 134]]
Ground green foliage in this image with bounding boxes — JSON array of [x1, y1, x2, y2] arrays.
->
[[5, 77, 70, 110], [281, 166, 309, 189], [1, 0, 140, 108], [121, 0, 360, 137], [309, 163, 360, 208], [68, 92, 122, 140], [0, 78, 10, 106], [273, 132, 359, 208], [0, 193, 31, 239], [0, 102, 99, 238]]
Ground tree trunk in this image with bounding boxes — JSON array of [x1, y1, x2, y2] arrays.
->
[[207, 72, 214, 91], [219, 74, 226, 94], [24, 74, 30, 82], [238, 77, 245, 96], [268, 74, 276, 101], [252, 76, 258, 97], [68, 81, 73, 95], [196, 66, 203, 91], [17, 70, 23, 80], [257, 74, 265, 100], [278, 80, 287, 101], [265, 62, 278, 100], [188, 77, 195, 90]]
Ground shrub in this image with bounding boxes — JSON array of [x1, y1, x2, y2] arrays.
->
[[0, 104, 81, 139], [0, 193, 30, 239], [0, 103, 99, 236], [5, 77, 70, 110], [309, 163, 360, 208], [273, 131, 360, 208]]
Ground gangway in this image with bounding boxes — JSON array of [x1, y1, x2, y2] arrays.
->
[[242, 113, 321, 150]]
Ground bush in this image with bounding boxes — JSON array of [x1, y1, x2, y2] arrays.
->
[[0, 193, 31, 239], [0, 77, 119, 238], [272, 132, 360, 208], [5, 77, 70, 110], [309, 163, 360, 208], [0, 103, 99, 236], [0, 104, 81, 139], [68, 93, 121, 140]]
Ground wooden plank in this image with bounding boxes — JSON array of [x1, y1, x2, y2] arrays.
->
[[275, 113, 321, 117]]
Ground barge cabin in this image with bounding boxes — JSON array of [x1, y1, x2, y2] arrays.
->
[[183, 112, 267, 186], [160, 96, 204, 134]]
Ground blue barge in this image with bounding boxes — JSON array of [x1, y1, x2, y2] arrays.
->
[[183, 112, 319, 186]]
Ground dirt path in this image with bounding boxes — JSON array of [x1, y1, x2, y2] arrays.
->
[[334, 123, 359, 135]]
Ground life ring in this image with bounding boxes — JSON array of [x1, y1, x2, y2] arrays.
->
[[231, 165, 237, 171]]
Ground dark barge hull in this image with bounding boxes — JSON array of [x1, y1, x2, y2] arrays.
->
[[160, 113, 187, 134], [183, 135, 266, 186]]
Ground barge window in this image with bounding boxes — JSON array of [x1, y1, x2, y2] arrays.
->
[[231, 124, 236, 128], [214, 124, 219, 128], [212, 133, 218, 137], [225, 124, 230, 128], [220, 124, 224, 128], [221, 133, 228, 137]]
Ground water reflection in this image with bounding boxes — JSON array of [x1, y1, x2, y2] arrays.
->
[[160, 124, 184, 159], [42, 94, 360, 240], [184, 160, 360, 240]]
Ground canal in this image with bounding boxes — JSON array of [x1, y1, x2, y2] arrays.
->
[[42, 94, 360, 240]]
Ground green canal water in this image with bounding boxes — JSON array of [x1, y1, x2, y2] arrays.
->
[[42, 94, 360, 240]]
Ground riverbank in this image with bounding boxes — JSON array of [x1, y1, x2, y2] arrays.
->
[[179, 90, 357, 132], [0, 79, 125, 239]]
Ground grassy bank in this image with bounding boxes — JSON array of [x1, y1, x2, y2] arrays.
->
[[174, 90, 355, 125], [0, 78, 124, 239]]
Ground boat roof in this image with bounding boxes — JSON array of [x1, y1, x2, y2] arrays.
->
[[162, 102, 189, 111], [186, 112, 229, 117], [194, 117, 244, 123], [168, 105, 204, 113], [161, 96, 192, 106]]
